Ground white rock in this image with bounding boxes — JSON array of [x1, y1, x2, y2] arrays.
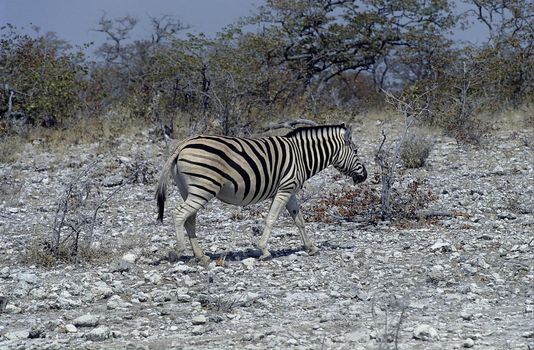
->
[[413, 324, 439, 341], [107, 295, 131, 310], [430, 240, 452, 252], [4, 330, 30, 340], [192, 315, 207, 325], [463, 338, 475, 348], [345, 329, 368, 342], [191, 325, 204, 335], [85, 325, 110, 341], [429, 265, 445, 281], [122, 252, 138, 264], [73, 314, 99, 327], [16, 273, 38, 284], [92, 282, 113, 300], [241, 257, 256, 270], [491, 165, 505, 175], [147, 272, 163, 285], [65, 324, 78, 333]]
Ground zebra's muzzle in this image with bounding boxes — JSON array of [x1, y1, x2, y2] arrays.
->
[[352, 168, 367, 184]]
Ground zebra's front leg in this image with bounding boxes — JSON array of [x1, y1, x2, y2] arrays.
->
[[286, 194, 319, 255], [257, 192, 292, 260]]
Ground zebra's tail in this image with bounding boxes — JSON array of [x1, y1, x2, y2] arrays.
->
[[156, 153, 178, 222]]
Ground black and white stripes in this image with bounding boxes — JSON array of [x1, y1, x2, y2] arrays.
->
[[156, 123, 367, 263]]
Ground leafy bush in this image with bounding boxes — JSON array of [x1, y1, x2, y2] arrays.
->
[[0, 24, 89, 127]]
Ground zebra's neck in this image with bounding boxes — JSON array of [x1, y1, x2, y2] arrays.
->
[[288, 126, 345, 180]]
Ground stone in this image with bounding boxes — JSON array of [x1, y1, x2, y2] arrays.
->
[[4, 330, 30, 340], [191, 325, 204, 335], [460, 310, 474, 321], [85, 325, 110, 341], [107, 295, 131, 309], [345, 329, 368, 342], [122, 252, 138, 264], [110, 259, 131, 273], [147, 272, 163, 285], [177, 294, 192, 303], [92, 282, 113, 299], [73, 314, 99, 327], [15, 272, 38, 284], [428, 265, 445, 281], [192, 314, 207, 325], [463, 338, 475, 348], [65, 324, 78, 333], [102, 175, 123, 187], [241, 257, 256, 270], [413, 324, 439, 341], [430, 240, 452, 253]]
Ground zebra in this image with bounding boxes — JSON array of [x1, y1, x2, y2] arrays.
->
[[156, 123, 367, 264]]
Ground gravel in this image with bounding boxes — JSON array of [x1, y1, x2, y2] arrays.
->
[[0, 125, 532, 349]]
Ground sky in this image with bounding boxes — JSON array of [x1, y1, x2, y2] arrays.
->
[[1, 0, 489, 51], [0, 0, 264, 49]]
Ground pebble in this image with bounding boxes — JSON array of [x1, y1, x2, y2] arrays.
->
[[73, 314, 99, 327], [413, 324, 439, 341], [15, 272, 38, 284], [65, 324, 78, 333], [107, 295, 131, 309], [430, 239, 452, 252], [463, 338, 475, 348], [4, 330, 30, 340], [191, 325, 204, 335], [241, 257, 256, 270], [122, 252, 138, 264], [92, 282, 113, 299], [85, 325, 111, 341], [192, 315, 207, 325], [102, 175, 124, 187]]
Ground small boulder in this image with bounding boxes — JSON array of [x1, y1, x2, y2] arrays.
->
[[85, 325, 110, 341], [73, 314, 99, 327], [192, 315, 207, 325], [413, 324, 439, 341]]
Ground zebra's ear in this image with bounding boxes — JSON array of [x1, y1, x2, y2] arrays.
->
[[344, 124, 353, 144]]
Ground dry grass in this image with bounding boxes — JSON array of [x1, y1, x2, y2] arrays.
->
[[25, 233, 114, 267], [0, 107, 154, 164]]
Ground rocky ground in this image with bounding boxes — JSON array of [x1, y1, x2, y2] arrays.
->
[[0, 118, 533, 350]]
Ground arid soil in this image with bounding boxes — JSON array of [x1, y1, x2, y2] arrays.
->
[[1, 118, 533, 349]]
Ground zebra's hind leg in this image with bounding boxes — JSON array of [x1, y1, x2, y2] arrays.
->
[[257, 192, 292, 260], [184, 213, 210, 266], [286, 194, 319, 255], [172, 198, 211, 264]]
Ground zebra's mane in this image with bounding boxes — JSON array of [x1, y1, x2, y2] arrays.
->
[[284, 124, 346, 138]]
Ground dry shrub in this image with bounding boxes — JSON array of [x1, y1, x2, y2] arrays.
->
[[0, 134, 25, 163], [25, 236, 112, 267], [395, 179, 438, 219], [306, 179, 436, 223], [400, 134, 433, 168], [306, 184, 381, 223]]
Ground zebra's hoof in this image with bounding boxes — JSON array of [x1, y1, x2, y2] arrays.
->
[[197, 254, 211, 266], [259, 251, 272, 261], [307, 245, 319, 256]]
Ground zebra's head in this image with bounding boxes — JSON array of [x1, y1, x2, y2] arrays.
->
[[333, 125, 367, 184]]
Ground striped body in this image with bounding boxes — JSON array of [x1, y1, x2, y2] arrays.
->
[[156, 124, 367, 263]]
